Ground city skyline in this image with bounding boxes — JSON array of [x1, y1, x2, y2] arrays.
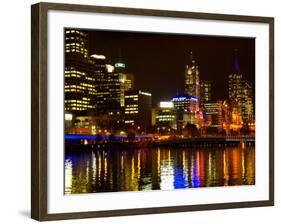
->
[[64, 28, 256, 194], [64, 28, 255, 134], [86, 29, 255, 106]]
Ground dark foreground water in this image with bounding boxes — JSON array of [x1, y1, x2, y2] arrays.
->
[[64, 145, 255, 194]]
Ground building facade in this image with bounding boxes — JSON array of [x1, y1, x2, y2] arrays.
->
[[200, 80, 211, 105], [155, 102, 177, 131], [119, 73, 135, 107], [90, 54, 121, 115], [124, 90, 152, 132], [184, 51, 200, 100], [228, 50, 254, 123], [64, 29, 96, 114]]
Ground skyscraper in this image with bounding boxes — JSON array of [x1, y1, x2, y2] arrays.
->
[[64, 29, 122, 117], [64, 29, 96, 114], [124, 90, 152, 131], [90, 54, 121, 115], [119, 73, 135, 107], [113, 54, 135, 107], [184, 51, 200, 99], [200, 80, 211, 105], [228, 50, 254, 122], [155, 102, 177, 131], [242, 81, 254, 122]]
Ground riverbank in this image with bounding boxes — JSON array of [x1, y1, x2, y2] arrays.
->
[[65, 135, 255, 152]]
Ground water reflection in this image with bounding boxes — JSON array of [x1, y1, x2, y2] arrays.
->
[[65, 145, 255, 194]]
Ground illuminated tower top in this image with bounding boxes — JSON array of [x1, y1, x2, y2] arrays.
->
[[114, 48, 126, 73], [233, 49, 240, 73], [189, 50, 196, 64]]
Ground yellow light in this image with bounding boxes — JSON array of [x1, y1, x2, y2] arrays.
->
[[65, 113, 73, 121]]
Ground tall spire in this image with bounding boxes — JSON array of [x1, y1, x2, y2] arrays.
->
[[188, 50, 196, 65], [234, 49, 240, 72]]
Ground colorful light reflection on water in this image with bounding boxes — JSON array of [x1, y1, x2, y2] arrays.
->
[[64, 146, 255, 194]]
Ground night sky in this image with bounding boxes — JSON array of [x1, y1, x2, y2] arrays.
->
[[83, 29, 255, 107]]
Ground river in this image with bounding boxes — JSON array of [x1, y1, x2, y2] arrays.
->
[[64, 144, 255, 194]]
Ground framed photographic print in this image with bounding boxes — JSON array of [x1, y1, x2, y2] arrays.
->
[[31, 2, 274, 221]]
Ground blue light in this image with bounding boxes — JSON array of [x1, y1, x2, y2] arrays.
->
[[190, 97, 198, 101], [173, 165, 187, 189], [65, 134, 151, 140], [172, 96, 187, 101]]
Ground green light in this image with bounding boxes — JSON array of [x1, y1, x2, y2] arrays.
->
[[115, 63, 125, 68]]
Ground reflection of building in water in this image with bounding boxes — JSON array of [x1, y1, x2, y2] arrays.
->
[[228, 148, 242, 185], [64, 159, 73, 194], [160, 149, 174, 190], [64, 145, 255, 194], [223, 150, 230, 186], [151, 148, 161, 190]]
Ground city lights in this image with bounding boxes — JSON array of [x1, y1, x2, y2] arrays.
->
[[65, 113, 73, 121], [105, 64, 115, 73], [63, 29, 255, 194], [160, 101, 174, 108], [115, 62, 126, 68], [91, 54, 106, 59], [139, 90, 152, 96]]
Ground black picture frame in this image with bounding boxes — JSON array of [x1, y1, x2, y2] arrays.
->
[[31, 2, 274, 221]]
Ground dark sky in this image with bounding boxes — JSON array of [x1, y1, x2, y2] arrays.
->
[[83, 29, 255, 107]]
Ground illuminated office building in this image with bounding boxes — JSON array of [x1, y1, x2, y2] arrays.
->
[[119, 73, 135, 107], [200, 80, 211, 105], [155, 102, 177, 131], [241, 81, 254, 122], [65, 29, 88, 58], [90, 54, 121, 115], [124, 90, 152, 131], [203, 102, 222, 128], [64, 29, 122, 118], [172, 94, 189, 111], [184, 51, 200, 99], [114, 58, 135, 107], [64, 29, 96, 114], [228, 50, 254, 122], [172, 94, 198, 130]]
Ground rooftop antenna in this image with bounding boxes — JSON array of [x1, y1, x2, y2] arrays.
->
[[234, 49, 240, 72]]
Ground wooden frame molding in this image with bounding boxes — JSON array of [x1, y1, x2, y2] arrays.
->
[[31, 2, 274, 221]]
